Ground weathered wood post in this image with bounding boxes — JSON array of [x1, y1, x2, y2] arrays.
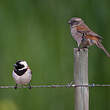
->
[[74, 48, 89, 110]]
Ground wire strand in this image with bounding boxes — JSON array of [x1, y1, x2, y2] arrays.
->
[[1, 84, 110, 89]]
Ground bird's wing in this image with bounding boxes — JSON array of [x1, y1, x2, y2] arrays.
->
[[77, 24, 103, 39], [87, 31, 103, 39], [77, 24, 90, 33], [28, 66, 32, 74]]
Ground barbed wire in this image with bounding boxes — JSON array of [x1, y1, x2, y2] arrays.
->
[[1, 84, 110, 89]]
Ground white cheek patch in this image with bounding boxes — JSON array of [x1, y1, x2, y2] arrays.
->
[[18, 61, 28, 71], [20, 61, 28, 66]]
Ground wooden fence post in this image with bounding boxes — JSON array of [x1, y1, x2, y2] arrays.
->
[[74, 48, 89, 110]]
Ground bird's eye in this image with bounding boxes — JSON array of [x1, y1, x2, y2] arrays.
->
[[72, 21, 79, 25], [15, 64, 24, 69]]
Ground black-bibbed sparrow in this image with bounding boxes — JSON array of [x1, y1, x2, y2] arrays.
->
[[12, 60, 32, 89]]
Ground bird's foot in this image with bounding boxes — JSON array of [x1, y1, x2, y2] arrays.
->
[[28, 83, 31, 89], [83, 48, 86, 51], [83, 47, 87, 51], [14, 84, 17, 89], [78, 48, 80, 51]]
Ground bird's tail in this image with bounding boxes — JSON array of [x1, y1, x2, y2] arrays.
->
[[96, 41, 110, 58]]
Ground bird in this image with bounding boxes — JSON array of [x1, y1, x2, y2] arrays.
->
[[12, 60, 32, 89], [68, 17, 110, 57]]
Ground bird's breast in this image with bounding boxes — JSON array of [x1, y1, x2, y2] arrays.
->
[[71, 26, 82, 46], [12, 69, 32, 85]]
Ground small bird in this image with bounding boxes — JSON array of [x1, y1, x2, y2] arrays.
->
[[68, 17, 110, 57], [12, 60, 32, 89]]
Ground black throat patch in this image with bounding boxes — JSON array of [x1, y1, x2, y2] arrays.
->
[[14, 68, 27, 76]]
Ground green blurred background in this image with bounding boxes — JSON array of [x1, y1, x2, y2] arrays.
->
[[0, 0, 110, 110]]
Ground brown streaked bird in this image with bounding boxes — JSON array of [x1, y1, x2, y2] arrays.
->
[[68, 17, 110, 57]]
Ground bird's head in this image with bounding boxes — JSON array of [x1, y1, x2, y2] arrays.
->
[[68, 17, 83, 26], [13, 60, 28, 71]]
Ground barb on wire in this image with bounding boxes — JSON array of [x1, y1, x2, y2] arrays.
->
[[0, 84, 110, 89]]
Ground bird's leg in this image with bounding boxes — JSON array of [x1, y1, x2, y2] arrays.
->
[[28, 82, 31, 89], [78, 33, 88, 52], [78, 47, 80, 51], [81, 33, 88, 51], [14, 84, 17, 89], [82, 32, 86, 39]]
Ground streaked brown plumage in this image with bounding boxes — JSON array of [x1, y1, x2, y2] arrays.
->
[[68, 17, 110, 57]]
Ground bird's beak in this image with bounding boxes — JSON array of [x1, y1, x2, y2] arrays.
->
[[13, 64, 17, 67], [68, 20, 71, 24]]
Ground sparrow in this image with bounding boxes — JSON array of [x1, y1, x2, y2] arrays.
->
[[12, 60, 32, 89], [68, 17, 110, 57]]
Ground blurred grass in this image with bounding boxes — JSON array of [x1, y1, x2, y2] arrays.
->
[[0, 0, 110, 110], [0, 99, 18, 110]]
